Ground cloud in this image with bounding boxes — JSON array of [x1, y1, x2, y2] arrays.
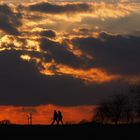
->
[[40, 29, 56, 38], [0, 4, 21, 35], [29, 2, 91, 14], [40, 38, 93, 68], [0, 1, 139, 107], [0, 50, 82, 106], [72, 32, 140, 76], [0, 50, 129, 106]]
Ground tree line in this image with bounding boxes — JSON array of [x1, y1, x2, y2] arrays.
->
[[93, 83, 140, 125]]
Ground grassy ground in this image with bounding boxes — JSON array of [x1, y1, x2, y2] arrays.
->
[[0, 123, 140, 139]]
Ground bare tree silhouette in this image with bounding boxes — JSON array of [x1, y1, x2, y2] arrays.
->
[[129, 82, 140, 122], [94, 94, 132, 124]]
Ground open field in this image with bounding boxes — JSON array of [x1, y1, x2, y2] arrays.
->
[[0, 123, 140, 139]]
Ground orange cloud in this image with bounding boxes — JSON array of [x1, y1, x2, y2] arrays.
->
[[40, 61, 120, 84], [0, 35, 41, 52], [19, 53, 120, 84]]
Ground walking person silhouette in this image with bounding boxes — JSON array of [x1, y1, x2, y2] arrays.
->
[[51, 110, 58, 125], [57, 111, 63, 125]]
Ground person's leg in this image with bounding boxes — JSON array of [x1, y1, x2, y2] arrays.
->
[[51, 120, 55, 125], [61, 119, 63, 125], [57, 119, 59, 125], [54, 119, 58, 125]]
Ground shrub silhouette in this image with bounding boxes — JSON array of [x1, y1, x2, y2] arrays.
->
[[94, 94, 133, 124]]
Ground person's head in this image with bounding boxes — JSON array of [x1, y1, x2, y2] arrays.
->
[[58, 111, 61, 114], [29, 113, 32, 116]]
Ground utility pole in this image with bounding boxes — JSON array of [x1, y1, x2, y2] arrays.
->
[[28, 113, 32, 125]]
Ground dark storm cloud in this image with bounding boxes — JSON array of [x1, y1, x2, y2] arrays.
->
[[0, 50, 129, 106], [72, 32, 140, 75], [0, 4, 21, 35], [29, 2, 91, 14], [40, 30, 56, 39], [40, 38, 93, 68]]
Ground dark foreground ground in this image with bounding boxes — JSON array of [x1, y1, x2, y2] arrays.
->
[[0, 123, 140, 139]]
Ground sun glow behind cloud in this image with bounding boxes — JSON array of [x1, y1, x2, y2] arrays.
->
[[0, 31, 120, 84], [40, 62, 119, 83]]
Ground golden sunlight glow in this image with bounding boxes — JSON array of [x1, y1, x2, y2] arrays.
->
[[0, 35, 41, 52], [20, 54, 31, 61], [19, 53, 118, 84], [40, 61, 119, 84], [57, 65, 119, 84]]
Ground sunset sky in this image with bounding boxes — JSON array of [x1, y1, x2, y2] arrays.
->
[[0, 0, 139, 124]]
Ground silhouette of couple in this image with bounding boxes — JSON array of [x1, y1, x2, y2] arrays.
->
[[52, 110, 63, 125]]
